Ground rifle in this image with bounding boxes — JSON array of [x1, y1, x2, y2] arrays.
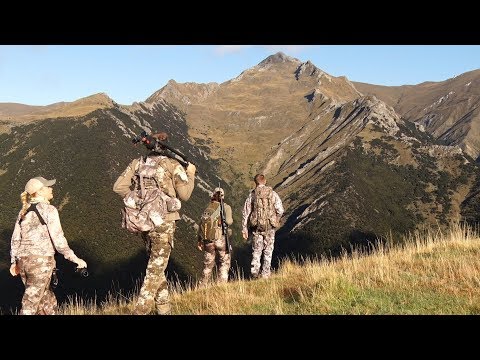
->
[[132, 130, 193, 168], [218, 190, 231, 254]]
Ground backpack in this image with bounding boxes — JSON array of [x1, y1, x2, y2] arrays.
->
[[122, 156, 181, 233], [199, 201, 221, 241], [248, 186, 278, 232]]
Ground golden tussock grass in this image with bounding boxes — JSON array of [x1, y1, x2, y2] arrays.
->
[[59, 222, 480, 315]]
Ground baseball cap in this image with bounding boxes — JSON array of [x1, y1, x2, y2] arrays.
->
[[25, 177, 56, 195], [214, 187, 225, 197]]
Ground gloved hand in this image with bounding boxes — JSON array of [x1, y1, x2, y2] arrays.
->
[[73, 258, 87, 269], [197, 242, 203, 251], [186, 163, 196, 175], [9, 263, 19, 277]]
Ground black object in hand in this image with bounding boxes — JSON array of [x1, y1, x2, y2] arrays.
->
[[51, 268, 59, 289], [75, 268, 89, 277]]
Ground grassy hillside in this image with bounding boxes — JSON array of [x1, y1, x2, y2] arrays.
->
[[22, 223, 480, 315], [3, 56, 480, 316], [0, 102, 248, 313]]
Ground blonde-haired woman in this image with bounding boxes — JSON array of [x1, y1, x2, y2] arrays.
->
[[10, 177, 87, 315]]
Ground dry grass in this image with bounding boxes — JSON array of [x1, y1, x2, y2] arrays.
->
[[58, 282, 141, 315], [58, 222, 480, 315], [1, 93, 113, 123]]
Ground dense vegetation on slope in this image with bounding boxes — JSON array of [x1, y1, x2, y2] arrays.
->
[[275, 127, 475, 261], [0, 103, 244, 312]]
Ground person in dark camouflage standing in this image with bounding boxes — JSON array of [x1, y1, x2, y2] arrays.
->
[[113, 132, 196, 315], [10, 177, 88, 315], [197, 187, 233, 286], [242, 174, 284, 279]]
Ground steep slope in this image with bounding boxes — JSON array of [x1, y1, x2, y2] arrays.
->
[[267, 95, 475, 258], [0, 99, 231, 312], [148, 52, 362, 186], [353, 69, 480, 160]]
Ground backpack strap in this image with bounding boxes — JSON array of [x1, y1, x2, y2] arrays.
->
[[19, 203, 56, 249], [202, 202, 221, 241], [30, 203, 46, 225], [133, 156, 147, 199], [249, 188, 256, 217], [210, 202, 221, 223], [18, 203, 46, 225], [136, 155, 167, 194], [266, 186, 274, 201], [139, 157, 146, 199]]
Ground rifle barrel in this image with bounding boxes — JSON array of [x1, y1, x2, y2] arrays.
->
[[219, 197, 231, 254], [156, 140, 194, 167]]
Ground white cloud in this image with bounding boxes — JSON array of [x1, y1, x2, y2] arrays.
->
[[215, 45, 252, 55], [263, 45, 310, 54], [215, 45, 311, 56]]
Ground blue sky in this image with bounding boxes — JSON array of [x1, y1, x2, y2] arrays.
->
[[1, 45, 479, 106]]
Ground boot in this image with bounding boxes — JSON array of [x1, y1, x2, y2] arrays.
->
[[156, 302, 171, 315]]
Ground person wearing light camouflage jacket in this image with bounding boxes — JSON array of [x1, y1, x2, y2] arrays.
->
[[10, 177, 88, 315], [113, 132, 196, 315], [242, 174, 284, 280]]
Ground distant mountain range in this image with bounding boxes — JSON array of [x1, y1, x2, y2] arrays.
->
[[1, 52, 479, 312], [353, 69, 480, 160]]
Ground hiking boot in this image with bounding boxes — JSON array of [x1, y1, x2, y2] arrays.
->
[[156, 302, 171, 315], [133, 305, 151, 315]]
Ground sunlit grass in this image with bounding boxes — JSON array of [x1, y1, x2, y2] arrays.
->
[[56, 222, 480, 315]]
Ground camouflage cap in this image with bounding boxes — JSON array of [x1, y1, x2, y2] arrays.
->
[[214, 187, 225, 198], [25, 177, 56, 195]]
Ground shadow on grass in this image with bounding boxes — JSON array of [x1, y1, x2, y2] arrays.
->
[[0, 236, 198, 314], [273, 226, 390, 271]]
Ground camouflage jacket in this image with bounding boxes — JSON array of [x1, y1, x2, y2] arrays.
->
[[10, 201, 78, 264], [113, 154, 195, 221], [242, 184, 284, 233]]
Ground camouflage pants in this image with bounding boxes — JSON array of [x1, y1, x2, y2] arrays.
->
[[200, 236, 231, 285], [17, 256, 57, 315], [134, 221, 175, 315], [251, 229, 276, 279]]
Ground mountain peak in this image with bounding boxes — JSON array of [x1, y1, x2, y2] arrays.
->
[[145, 80, 219, 106], [258, 52, 300, 67], [78, 92, 114, 104]]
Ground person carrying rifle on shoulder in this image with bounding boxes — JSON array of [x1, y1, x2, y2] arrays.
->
[[113, 131, 196, 315]]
